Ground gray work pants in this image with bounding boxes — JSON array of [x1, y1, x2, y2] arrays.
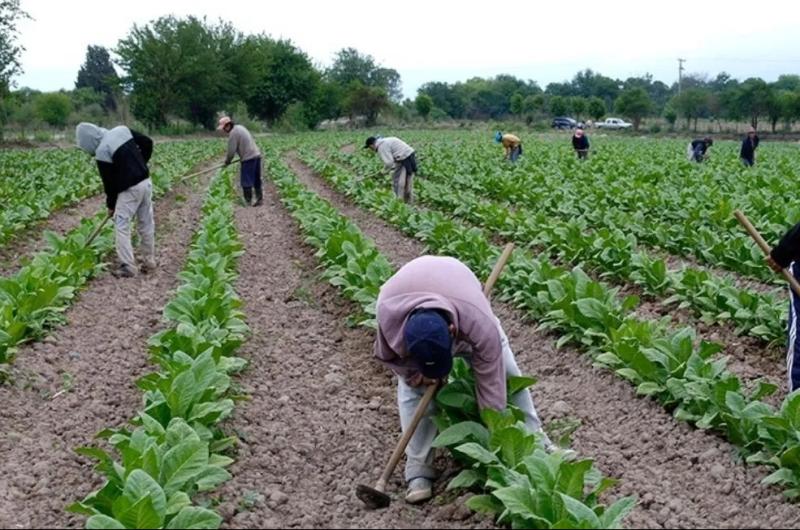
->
[[397, 321, 547, 481], [392, 165, 414, 203], [114, 178, 155, 270]]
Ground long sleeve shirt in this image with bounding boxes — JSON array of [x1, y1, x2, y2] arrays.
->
[[374, 256, 506, 411], [375, 137, 415, 170], [771, 221, 800, 268], [225, 125, 261, 164], [572, 135, 589, 150], [96, 127, 152, 210], [740, 135, 760, 161], [501, 134, 521, 158]]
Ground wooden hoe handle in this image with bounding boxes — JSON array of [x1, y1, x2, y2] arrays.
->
[[374, 383, 438, 493], [483, 243, 515, 299], [734, 210, 800, 298]]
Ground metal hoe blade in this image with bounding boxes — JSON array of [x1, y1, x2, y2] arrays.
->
[[356, 484, 391, 509]]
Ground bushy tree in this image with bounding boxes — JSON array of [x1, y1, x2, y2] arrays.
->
[[671, 88, 710, 131], [509, 92, 524, 115], [549, 95, 569, 117], [116, 16, 250, 129], [587, 97, 606, 121], [244, 36, 319, 125], [342, 82, 388, 125], [328, 47, 402, 102], [614, 87, 652, 131], [415, 94, 433, 120], [75, 45, 119, 111], [0, 0, 29, 91], [35, 92, 72, 127]]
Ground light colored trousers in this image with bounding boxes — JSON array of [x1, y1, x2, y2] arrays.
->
[[397, 322, 546, 481], [392, 165, 414, 203], [114, 178, 155, 270]]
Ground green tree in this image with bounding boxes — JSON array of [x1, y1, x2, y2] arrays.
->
[[522, 94, 543, 113], [415, 93, 433, 120], [0, 0, 30, 91], [342, 82, 388, 125], [671, 88, 709, 131], [509, 92, 524, 115], [736, 78, 773, 129], [570, 96, 587, 120], [549, 95, 569, 117], [116, 16, 249, 129], [75, 45, 119, 111], [328, 47, 402, 101], [664, 105, 678, 129], [244, 36, 319, 125], [34, 92, 72, 127], [587, 96, 606, 121], [614, 87, 653, 131]]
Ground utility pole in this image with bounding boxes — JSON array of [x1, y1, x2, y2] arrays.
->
[[678, 58, 686, 95]]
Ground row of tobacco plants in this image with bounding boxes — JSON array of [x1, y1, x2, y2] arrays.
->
[[296, 143, 800, 499], [266, 145, 635, 528], [68, 167, 249, 529], [0, 141, 220, 373]]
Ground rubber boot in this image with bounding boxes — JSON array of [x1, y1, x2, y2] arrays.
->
[[243, 187, 253, 206], [253, 185, 263, 207]]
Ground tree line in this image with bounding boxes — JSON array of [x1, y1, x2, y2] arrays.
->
[[1, 7, 799, 135]]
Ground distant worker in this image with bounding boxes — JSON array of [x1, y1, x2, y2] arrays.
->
[[740, 127, 760, 167], [495, 131, 522, 162], [218, 116, 263, 206], [365, 136, 417, 203], [767, 221, 800, 392], [374, 255, 554, 504], [572, 128, 590, 159], [76, 122, 155, 278], [687, 137, 713, 163]]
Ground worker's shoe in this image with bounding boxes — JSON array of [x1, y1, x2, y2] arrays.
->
[[405, 478, 433, 504], [252, 198, 263, 207], [112, 264, 136, 278], [140, 258, 157, 275]]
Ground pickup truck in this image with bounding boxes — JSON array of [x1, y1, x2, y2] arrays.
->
[[596, 118, 632, 129]]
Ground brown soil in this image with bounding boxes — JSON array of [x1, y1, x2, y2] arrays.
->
[[277, 154, 800, 529], [214, 181, 492, 528], [0, 194, 106, 276], [0, 166, 216, 528]]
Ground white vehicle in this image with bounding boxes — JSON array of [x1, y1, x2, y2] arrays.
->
[[596, 117, 633, 130]]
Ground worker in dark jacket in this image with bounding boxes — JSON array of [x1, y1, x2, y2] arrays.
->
[[687, 137, 713, 163], [572, 129, 590, 159], [740, 127, 760, 167], [76, 122, 155, 278], [767, 221, 800, 392]]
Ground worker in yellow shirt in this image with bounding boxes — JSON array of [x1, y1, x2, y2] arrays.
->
[[495, 131, 522, 162]]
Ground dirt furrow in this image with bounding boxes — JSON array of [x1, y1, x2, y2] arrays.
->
[[214, 181, 492, 528], [0, 168, 214, 528], [0, 193, 106, 277], [284, 154, 800, 529]]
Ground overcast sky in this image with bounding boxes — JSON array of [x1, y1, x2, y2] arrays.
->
[[14, 0, 800, 98]]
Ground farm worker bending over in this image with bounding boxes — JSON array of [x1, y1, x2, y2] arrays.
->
[[374, 256, 553, 504], [572, 128, 590, 159], [365, 136, 417, 203], [76, 122, 154, 278], [218, 116, 263, 207], [767, 221, 800, 392], [740, 127, 760, 167], [495, 131, 522, 162], [687, 137, 713, 163]]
